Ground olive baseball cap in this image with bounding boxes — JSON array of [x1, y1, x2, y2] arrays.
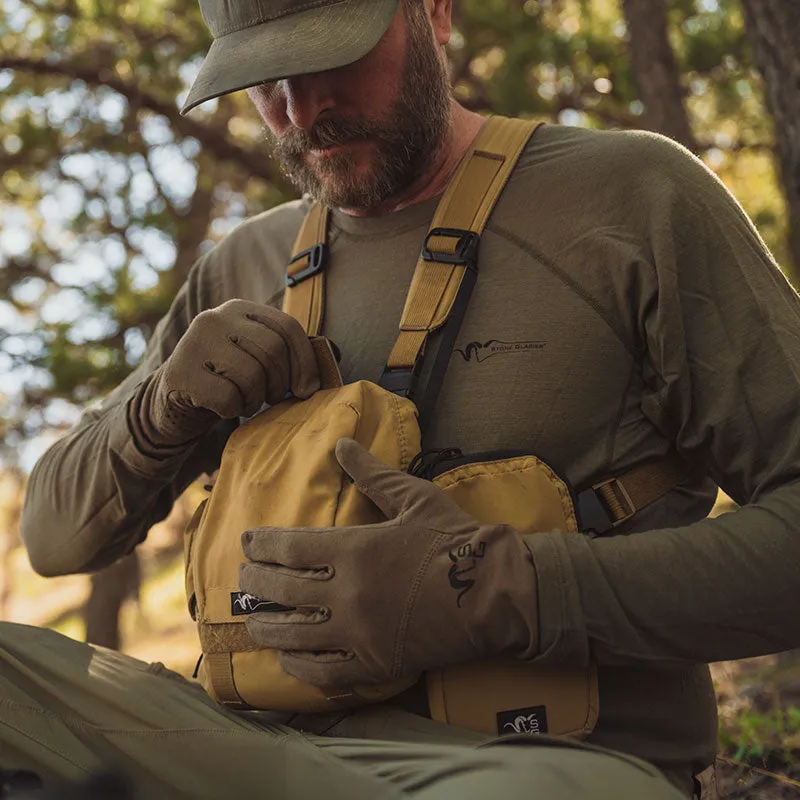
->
[[182, 0, 400, 114]]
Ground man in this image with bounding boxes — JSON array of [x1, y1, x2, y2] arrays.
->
[[12, 0, 800, 797]]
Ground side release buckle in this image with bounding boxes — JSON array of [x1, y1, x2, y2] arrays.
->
[[285, 243, 327, 287], [422, 228, 480, 270], [379, 360, 422, 400]]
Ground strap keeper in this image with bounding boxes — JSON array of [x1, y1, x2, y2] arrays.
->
[[422, 228, 480, 269], [286, 243, 327, 287]]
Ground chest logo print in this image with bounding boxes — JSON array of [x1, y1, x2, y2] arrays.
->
[[455, 339, 546, 364]]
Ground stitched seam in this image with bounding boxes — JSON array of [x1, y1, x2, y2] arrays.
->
[[390, 393, 409, 467], [0, 715, 91, 772], [0, 698, 252, 738], [334, 399, 362, 526], [438, 457, 542, 488], [391, 533, 446, 677]]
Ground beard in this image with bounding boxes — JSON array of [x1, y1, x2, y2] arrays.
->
[[265, 5, 452, 210]]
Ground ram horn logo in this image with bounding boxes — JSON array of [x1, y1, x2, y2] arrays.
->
[[497, 705, 548, 735], [230, 591, 291, 616], [455, 340, 546, 364], [502, 713, 544, 734]]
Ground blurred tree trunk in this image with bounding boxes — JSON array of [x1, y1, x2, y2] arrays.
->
[[739, 0, 800, 282], [620, 0, 698, 153], [84, 553, 140, 650]]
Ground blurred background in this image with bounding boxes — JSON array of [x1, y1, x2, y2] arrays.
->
[[1, 0, 799, 795]]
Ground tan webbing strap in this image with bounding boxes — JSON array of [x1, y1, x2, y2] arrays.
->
[[587, 452, 690, 531], [310, 336, 343, 389], [387, 117, 541, 371], [282, 203, 329, 336], [204, 652, 246, 707]]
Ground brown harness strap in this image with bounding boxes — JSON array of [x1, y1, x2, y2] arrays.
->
[[283, 203, 329, 336], [387, 117, 541, 372], [579, 452, 691, 534], [204, 652, 246, 708], [310, 336, 343, 389]]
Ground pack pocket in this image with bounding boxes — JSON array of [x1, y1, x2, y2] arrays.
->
[[427, 454, 598, 738], [187, 380, 422, 711], [183, 498, 208, 621]]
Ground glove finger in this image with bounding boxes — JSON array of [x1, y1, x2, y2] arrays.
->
[[335, 438, 435, 520], [244, 308, 320, 399], [245, 613, 343, 652], [241, 527, 343, 568], [277, 650, 362, 688], [239, 563, 332, 609], [229, 328, 291, 407], [199, 341, 268, 418]]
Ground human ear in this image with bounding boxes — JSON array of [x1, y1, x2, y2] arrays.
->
[[429, 0, 453, 46]]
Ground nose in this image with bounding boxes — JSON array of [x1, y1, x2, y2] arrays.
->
[[281, 74, 336, 130]]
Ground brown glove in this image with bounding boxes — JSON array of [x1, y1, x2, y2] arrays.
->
[[128, 300, 319, 452], [239, 438, 540, 687]]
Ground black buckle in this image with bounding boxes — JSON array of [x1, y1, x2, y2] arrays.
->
[[285, 243, 327, 287], [379, 367, 417, 399], [422, 228, 480, 269], [379, 359, 423, 400], [577, 489, 614, 536]]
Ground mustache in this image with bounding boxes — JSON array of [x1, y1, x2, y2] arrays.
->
[[271, 115, 384, 156]]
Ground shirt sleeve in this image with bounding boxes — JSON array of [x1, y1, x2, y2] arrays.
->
[[524, 134, 800, 668], [20, 254, 231, 577]]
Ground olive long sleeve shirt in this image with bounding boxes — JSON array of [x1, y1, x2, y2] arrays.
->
[[21, 123, 800, 785]]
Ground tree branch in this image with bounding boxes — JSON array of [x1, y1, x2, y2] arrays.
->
[[0, 56, 286, 187]]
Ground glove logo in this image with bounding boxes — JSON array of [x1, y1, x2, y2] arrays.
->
[[448, 541, 486, 607]]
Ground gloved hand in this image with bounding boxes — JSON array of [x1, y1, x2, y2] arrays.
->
[[239, 438, 540, 687], [127, 300, 320, 451]]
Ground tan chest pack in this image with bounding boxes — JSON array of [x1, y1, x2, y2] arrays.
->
[[184, 116, 687, 738]]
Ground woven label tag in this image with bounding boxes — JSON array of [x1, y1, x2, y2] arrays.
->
[[230, 592, 290, 616], [496, 705, 548, 735]]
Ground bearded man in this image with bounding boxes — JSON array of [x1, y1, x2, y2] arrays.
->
[[11, 0, 800, 798]]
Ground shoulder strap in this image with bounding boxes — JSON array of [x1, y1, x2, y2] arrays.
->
[[381, 116, 541, 402], [282, 116, 539, 355], [282, 203, 329, 337]]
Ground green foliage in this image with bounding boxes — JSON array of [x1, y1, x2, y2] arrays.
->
[[0, 0, 793, 463], [0, 0, 294, 460], [720, 705, 800, 763]]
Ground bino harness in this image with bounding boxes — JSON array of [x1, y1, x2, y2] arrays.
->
[[184, 116, 689, 738]]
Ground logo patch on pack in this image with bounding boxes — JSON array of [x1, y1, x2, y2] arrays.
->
[[230, 592, 290, 616], [497, 705, 548, 735]]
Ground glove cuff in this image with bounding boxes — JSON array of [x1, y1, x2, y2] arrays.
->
[[126, 369, 217, 458]]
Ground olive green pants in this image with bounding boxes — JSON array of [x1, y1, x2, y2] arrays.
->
[[0, 623, 685, 799]]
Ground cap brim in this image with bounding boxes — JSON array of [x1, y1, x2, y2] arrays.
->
[[182, 0, 400, 114]]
